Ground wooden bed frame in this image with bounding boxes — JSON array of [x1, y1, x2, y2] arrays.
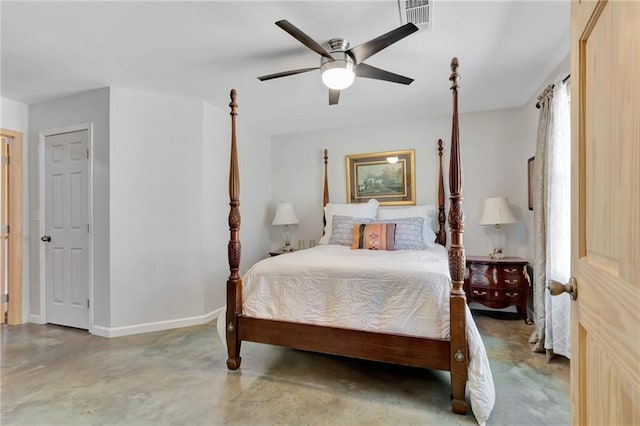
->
[[225, 57, 468, 414]]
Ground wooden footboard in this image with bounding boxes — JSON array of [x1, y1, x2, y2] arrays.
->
[[239, 317, 452, 371], [224, 57, 468, 415]]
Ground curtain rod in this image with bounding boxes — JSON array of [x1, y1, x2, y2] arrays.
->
[[535, 74, 570, 109]]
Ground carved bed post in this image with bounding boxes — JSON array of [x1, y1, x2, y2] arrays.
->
[[437, 139, 447, 245], [447, 58, 468, 414], [226, 89, 242, 370], [322, 149, 329, 232], [323, 149, 329, 207]]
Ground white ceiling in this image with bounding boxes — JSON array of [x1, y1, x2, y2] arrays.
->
[[1, 1, 570, 135]]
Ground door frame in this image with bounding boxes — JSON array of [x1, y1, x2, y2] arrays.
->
[[0, 128, 24, 324], [38, 123, 94, 332]]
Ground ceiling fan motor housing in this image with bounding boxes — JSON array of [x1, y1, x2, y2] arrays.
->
[[321, 38, 355, 76]]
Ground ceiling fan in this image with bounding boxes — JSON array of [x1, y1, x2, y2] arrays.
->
[[257, 20, 419, 105]]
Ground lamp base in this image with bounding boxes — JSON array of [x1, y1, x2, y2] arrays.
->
[[488, 225, 506, 260], [489, 248, 505, 260], [281, 225, 293, 251], [283, 243, 294, 252]]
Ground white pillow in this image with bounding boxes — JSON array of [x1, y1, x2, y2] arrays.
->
[[377, 205, 438, 245], [319, 199, 379, 245]]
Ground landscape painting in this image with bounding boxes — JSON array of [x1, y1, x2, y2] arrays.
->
[[346, 149, 415, 205]]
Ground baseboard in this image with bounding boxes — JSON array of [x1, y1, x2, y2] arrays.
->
[[29, 314, 45, 324], [91, 306, 225, 338]]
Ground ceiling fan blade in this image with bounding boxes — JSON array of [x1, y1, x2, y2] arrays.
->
[[329, 89, 340, 105], [275, 20, 335, 60], [355, 63, 414, 85], [347, 23, 419, 64], [257, 67, 319, 81]]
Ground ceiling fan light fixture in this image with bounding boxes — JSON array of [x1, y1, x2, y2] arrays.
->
[[321, 67, 355, 90], [320, 50, 355, 90]]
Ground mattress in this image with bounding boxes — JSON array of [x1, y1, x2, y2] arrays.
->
[[220, 244, 495, 425]]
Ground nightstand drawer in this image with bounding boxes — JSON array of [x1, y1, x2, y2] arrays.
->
[[469, 263, 494, 275], [469, 273, 521, 288], [469, 273, 493, 286], [470, 287, 523, 304], [502, 277, 522, 288]]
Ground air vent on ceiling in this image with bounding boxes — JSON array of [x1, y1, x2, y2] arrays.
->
[[398, 0, 432, 31]]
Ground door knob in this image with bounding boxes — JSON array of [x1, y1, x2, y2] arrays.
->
[[548, 277, 578, 300], [41, 235, 51, 242]]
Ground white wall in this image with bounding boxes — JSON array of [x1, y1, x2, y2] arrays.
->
[[272, 107, 532, 259], [109, 88, 271, 331], [28, 89, 111, 327], [1, 97, 30, 323], [109, 88, 207, 328]]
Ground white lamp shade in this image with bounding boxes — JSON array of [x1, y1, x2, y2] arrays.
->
[[478, 197, 517, 225], [272, 203, 299, 226]]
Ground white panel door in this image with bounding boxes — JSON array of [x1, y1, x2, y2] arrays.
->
[[44, 130, 89, 329]]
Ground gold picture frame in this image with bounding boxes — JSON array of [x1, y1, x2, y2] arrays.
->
[[345, 149, 416, 205]]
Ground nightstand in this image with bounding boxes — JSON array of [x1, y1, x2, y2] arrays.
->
[[464, 256, 532, 324], [268, 247, 296, 257]]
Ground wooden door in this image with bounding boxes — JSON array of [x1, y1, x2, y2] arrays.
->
[[0, 130, 23, 325], [1, 136, 8, 324], [570, 1, 640, 424], [44, 130, 89, 329]]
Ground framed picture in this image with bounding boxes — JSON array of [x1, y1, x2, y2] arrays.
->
[[528, 156, 535, 211], [345, 149, 415, 205]]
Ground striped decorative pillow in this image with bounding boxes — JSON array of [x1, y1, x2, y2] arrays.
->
[[351, 223, 396, 251]]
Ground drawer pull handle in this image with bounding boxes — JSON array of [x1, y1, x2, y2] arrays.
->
[[506, 292, 519, 297], [495, 291, 499, 297], [505, 279, 519, 284], [505, 268, 517, 273], [473, 290, 487, 296], [472, 277, 486, 283]]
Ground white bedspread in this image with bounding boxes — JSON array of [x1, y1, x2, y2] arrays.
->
[[225, 244, 495, 425]]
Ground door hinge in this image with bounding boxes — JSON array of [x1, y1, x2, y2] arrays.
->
[[1, 155, 8, 165], [87, 223, 90, 233], [1, 294, 8, 303], [87, 148, 89, 159], [87, 299, 90, 309], [1, 224, 8, 234]]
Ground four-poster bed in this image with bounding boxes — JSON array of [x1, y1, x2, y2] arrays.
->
[[223, 58, 493, 424]]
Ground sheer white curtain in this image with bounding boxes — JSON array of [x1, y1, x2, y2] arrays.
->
[[544, 81, 571, 359], [530, 79, 571, 359]]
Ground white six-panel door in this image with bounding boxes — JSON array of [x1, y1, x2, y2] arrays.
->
[[43, 130, 89, 329]]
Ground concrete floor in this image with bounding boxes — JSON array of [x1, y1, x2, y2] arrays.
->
[[1, 310, 569, 426]]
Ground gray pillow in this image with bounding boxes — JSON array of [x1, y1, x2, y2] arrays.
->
[[329, 215, 373, 246], [379, 217, 426, 250]]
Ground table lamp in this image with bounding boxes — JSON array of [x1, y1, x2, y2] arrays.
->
[[478, 197, 517, 259], [272, 203, 299, 252]]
